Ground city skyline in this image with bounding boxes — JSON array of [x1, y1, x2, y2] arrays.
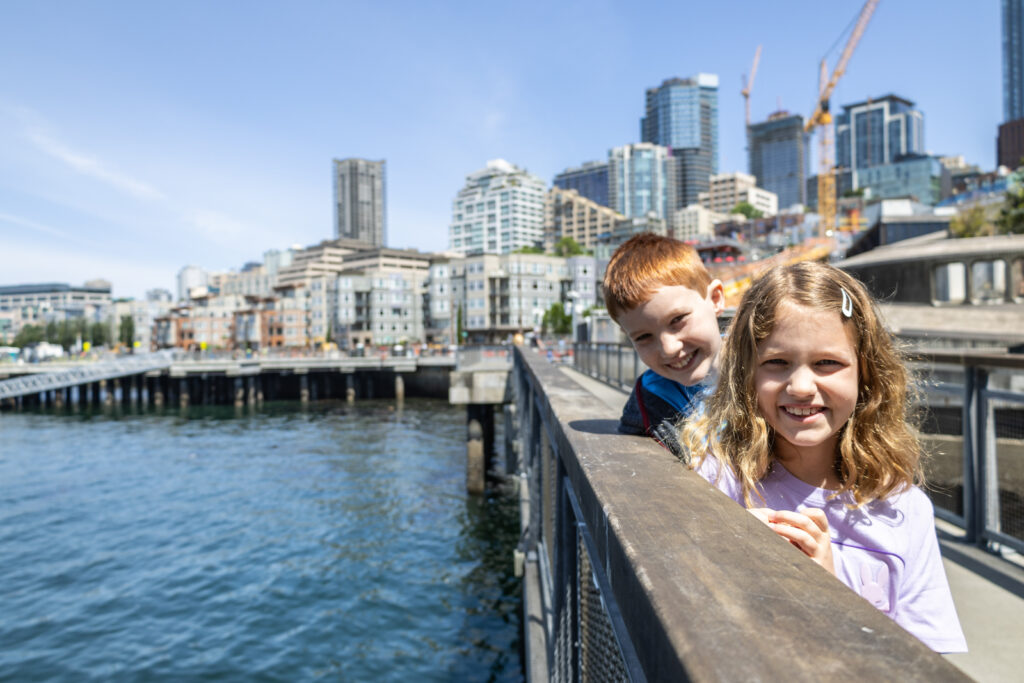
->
[[0, 1, 1002, 298]]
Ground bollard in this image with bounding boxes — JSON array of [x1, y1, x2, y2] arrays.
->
[[466, 417, 485, 495]]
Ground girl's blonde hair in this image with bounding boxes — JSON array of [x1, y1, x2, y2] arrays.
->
[[682, 261, 923, 507]]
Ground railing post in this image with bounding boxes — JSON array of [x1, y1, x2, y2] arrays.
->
[[962, 366, 978, 543]]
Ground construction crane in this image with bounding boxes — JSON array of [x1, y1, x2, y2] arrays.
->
[[741, 44, 763, 127], [805, 0, 879, 237]]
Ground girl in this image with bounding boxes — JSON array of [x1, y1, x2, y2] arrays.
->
[[683, 261, 966, 653]]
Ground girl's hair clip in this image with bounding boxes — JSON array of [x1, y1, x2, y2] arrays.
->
[[841, 288, 854, 318]]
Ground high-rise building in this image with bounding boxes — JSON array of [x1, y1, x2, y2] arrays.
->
[[1004, 0, 1024, 122], [641, 74, 719, 211], [748, 111, 809, 209], [553, 161, 610, 207], [1001, 1, 1024, 167], [608, 143, 671, 220], [333, 158, 387, 247], [835, 95, 924, 173], [449, 159, 546, 256]]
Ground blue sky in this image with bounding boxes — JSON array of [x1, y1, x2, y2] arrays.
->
[[0, 1, 1001, 299]]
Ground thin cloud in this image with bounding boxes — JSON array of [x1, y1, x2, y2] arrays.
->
[[0, 212, 75, 240], [25, 127, 165, 201]]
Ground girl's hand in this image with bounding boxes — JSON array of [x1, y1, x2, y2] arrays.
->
[[765, 506, 836, 575]]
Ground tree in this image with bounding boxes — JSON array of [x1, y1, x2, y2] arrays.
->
[[553, 236, 585, 257], [996, 185, 1024, 235], [730, 201, 764, 220], [456, 304, 465, 346], [119, 314, 135, 350], [513, 245, 544, 254], [950, 205, 993, 238], [12, 324, 44, 348], [541, 302, 572, 336], [90, 321, 109, 348]]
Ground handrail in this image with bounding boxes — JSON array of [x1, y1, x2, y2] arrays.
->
[[512, 346, 966, 681]]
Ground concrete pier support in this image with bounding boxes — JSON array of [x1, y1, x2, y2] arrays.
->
[[466, 417, 485, 495], [234, 378, 245, 408], [345, 374, 355, 403], [101, 380, 112, 406], [247, 377, 256, 407], [180, 378, 190, 409], [256, 376, 264, 404], [153, 377, 165, 408], [299, 373, 310, 404], [395, 374, 405, 402], [54, 388, 65, 410]]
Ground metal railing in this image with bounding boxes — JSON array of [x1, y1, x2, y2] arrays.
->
[[0, 350, 176, 401], [574, 341, 1024, 557], [511, 346, 966, 681]]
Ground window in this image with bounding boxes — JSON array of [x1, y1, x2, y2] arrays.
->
[[970, 260, 1007, 305], [932, 262, 966, 305]]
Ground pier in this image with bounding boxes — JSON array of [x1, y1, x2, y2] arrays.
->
[[0, 352, 455, 409]]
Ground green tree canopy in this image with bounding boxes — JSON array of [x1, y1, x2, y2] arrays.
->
[[553, 236, 585, 257], [996, 185, 1024, 235], [541, 302, 572, 336], [12, 324, 44, 348], [513, 245, 544, 254], [119, 314, 136, 349], [730, 201, 764, 219], [950, 205, 993, 238]]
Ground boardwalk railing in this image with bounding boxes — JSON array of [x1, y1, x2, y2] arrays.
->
[[573, 342, 1024, 558], [511, 346, 966, 681]]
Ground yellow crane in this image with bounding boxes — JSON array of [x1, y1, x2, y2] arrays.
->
[[805, 0, 879, 237], [741, 44, 763, 127]]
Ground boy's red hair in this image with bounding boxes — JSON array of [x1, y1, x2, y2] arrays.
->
[[603, 233, 712, 321]]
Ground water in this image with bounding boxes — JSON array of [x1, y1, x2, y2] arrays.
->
[[0, 400, 522, 681]]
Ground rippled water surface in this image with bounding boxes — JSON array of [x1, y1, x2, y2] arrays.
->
[[0, 400, 521, 681]]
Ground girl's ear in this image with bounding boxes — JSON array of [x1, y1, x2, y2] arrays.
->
[[707, 279, 725, 315]]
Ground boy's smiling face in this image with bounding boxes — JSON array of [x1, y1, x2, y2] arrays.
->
[[618, 281, 725, 386]]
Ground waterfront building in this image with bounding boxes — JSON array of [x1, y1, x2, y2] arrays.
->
[[0, 282, 113, 340], [449, 252, 569, 342], [553, 161, 610, 208], [543, 187, 624, 252], [672, 204, 729, 242], [110, 297, 173, 351], [835, 95, 924, 173], [698, 172, 778, 216], [170, 293, 249, 350], [449, 159, 546, 256], [333, 247, 430, 349], [425, 253, 462, 346], [333, 158, 387, 247], [853, 155, 944, 205], [641, 74, 719, 210], [748, 111, 809, 209], [608, 143, 671, 220]]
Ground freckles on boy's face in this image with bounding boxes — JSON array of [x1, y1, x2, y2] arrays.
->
[[617, 283, 724, 387]]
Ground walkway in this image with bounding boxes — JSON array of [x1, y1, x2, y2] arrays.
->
[[560, 363, 1024, 683]]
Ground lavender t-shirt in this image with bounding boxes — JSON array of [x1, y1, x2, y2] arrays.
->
[[695, 455, 967, 653]]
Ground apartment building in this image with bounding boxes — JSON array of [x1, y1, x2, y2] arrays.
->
[[698, 172, 778, 216], [543, 187, 623, 251]]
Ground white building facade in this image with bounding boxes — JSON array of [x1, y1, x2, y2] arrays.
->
[[449, 159, 546, 256]]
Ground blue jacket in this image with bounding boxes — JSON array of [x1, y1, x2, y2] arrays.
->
[[618, 369, 707, 463]]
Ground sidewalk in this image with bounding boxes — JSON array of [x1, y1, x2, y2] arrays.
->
[[559, 363, 1024, 682]]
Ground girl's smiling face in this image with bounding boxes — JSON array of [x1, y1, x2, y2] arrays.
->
[[754, 301, 860, 472]]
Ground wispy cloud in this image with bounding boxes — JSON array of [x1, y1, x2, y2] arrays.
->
[[0, 212, 75, 240], [24, 127, 165, 201]]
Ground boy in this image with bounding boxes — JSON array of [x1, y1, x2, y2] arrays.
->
[[602, 233, 725, 461]]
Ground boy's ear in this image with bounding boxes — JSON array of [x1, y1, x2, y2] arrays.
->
[[707, 279, 725, 315]]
